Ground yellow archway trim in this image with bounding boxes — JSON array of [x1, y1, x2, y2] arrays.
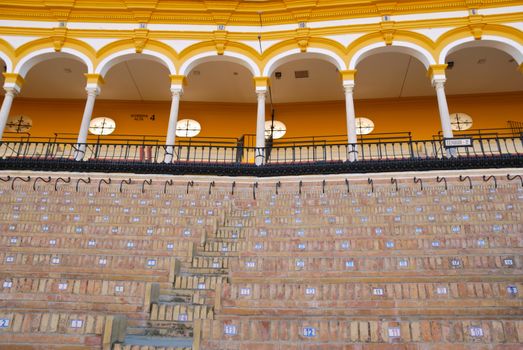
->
[[95, 38, 179, 67], [435, 23, 523, 59], [177, 40, 261, 73], [346, 30, 437, 65], [0, 38, 16, 67], [13, 37, 96, 68], [260, 37, 347, 68]]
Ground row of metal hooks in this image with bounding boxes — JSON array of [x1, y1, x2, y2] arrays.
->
[[1, 174, 522, 199]]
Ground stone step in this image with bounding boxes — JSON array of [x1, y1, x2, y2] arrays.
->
[[151, 303, 214, 322], [173, 275, 227, 290], [127, 321, 193, 337], [116, 334, 193, 349]]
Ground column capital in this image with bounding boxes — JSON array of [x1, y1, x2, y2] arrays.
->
[[84, 74, 104, 89], [432, 78, 446, 89], [428, 64, 447, 84], [171, 87, 183, 97], [253, 76, 270, 93], [2, 73, 24, 94], [86, 86, 100, 96], [340, 70, 357, 91], [170, 74, 186, 86]]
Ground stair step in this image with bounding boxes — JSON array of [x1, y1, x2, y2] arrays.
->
[[151, 303, 214, 322], [128, 322, 193, 337], [119, 334, 193, 348]]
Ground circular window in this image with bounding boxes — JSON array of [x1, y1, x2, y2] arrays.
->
[[89, 117, 116, 135], [355, 117, 374, 135], [6, 115, 32, 133], [450, 113, 473, 131], [265, 120, 286, 139], [176, 119, 201, 138]]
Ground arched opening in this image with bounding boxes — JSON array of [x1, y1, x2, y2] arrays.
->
[[178, 56, 256, 146], [6, 54, 88, 141], [265, 52, 345, 141], [352, 51, 437, 140], [442, 43, 523, 138]]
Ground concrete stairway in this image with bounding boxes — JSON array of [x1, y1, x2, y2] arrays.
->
[[113, 205, 249, 350]]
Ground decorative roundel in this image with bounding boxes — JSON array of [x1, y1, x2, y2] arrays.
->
[[176, 119, 201, 138], [450, 113, 473, 131], [89, 117, 116, 135], [355, 117, 374, 135], [265, 120, 286, 139], [5, 115, 32, 133]]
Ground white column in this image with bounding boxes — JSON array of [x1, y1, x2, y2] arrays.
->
[[344, 82, 358, 162], [0, 88, 18, 140], [75, 86, 99, 161], [432, 78, 457, 158], [165, 88, 182, 163], [433, 79, 453, 139], [255, 90, 267, 166]]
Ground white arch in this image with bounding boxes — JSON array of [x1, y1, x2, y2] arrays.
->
[[95, 48, 177, 77], [0, 51, 13, 73], [439, 35, 523, 65], [349, 41, 436, 70], [14, 48, 94, 78], [179, 51, 260, 77], [262, 48, 346, 76]]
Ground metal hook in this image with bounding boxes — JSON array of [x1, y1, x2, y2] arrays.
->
[[345, 179, 350, 193], [231, 181, 236, 196], [299, 181, 303, 196], [98, 178, 111, 192], [54, 177, 71, 191], [33, 176, 51, 191], [390, 177, 398, 192], [507, 174, 523, 187], [12, 176, 31, 190], [0, 176, 11, 184], [253, 182, 258, 200], [413, 177, 423, 191], [322, 179, 326, 194], [482, 175, 497, 189], [276, 181, 281, 195], [164, 179, 173, 194], [367, 178, 374, 193], [119, 178, 132, 193], [142, 179, 152, 194], [208, 181, 215, 195], [186, 181, 194, 194], [76, 177, 91, 192], [459, 175, 472, 190], [436, 176, 447, 191]]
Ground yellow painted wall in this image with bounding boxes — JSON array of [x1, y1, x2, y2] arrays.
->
[[3, 92, 523, 142]]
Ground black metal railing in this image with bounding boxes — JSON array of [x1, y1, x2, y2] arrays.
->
[[0, 136, 521, 176]]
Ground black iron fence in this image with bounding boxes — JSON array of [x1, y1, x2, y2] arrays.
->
[[0, 136, 521, 176]]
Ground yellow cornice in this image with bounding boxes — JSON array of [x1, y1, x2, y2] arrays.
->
[[0, 0, 522, 26], [0, 12, 520, 44]]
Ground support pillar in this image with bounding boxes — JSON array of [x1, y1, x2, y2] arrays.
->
[[165, 75, 185, 163], [75, 74, 103, 161], [429, 65, 455, 157], [0, 73, 24, 140], [254, 77, 269, 166], [341, 70, 358, 162]]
